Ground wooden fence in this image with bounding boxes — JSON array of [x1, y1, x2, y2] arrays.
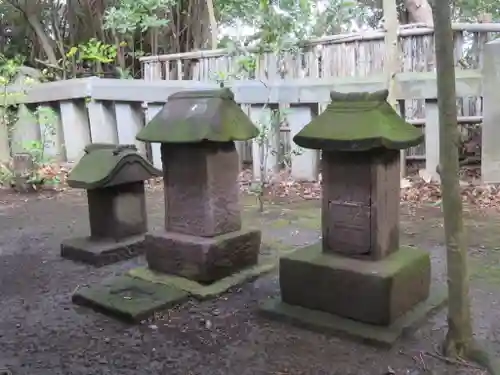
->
[[140, 23, 500, 163]]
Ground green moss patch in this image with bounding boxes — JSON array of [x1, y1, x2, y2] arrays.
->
[[72, 276, 188, 323], [128, 261, 276, 300], [293, 89, 424, 151], [67, 143, 161, 189], [286, 243, 429, 277], [136, 88, 259, 143]]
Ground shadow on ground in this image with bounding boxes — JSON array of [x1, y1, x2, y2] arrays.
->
[[0, 189, 498, 374]]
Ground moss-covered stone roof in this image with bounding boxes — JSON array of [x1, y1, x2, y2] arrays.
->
[[136, 88, 259, 143], [293, 90, 424, 151], [67, 143, 162, 190]]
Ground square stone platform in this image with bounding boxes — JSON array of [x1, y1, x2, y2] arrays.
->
[[72, 276, 188, 322], [260, 287, 446, 347], [145, 228, 261, 284], [260, 243, 447, 346], [61, 235, 146, 267], [279, 243, 431, 325]]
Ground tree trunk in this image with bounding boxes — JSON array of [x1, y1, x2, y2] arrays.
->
[[433, 0, 473, 358], [405, 0, 433, 26], [26, 14, 58, 65], [206, 0, 218, 49], [383, 0, 405, 176]]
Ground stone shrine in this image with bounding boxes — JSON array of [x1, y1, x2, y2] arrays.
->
[[136, 88, 262, 284], [261, 90, 445, 344], [61, 143, 161, 266]]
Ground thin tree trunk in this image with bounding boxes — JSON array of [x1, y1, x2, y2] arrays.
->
[[26, 14, 58, 65], [405, 0, 433, 26], [206, 0, 218, 49], [433, 0, 473, 358], [383, 0, 404, 176]]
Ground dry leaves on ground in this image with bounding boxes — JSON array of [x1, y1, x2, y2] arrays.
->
[[8, 164, 500, 209]]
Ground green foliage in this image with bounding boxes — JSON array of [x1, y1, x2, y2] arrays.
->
[[103, 0, 173, 34], [0, 55, 59, 189], [453, 0, 500, 21], [68, 39, 118, 64]]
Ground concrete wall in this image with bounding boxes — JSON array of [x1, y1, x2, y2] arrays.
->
[[3, 69, 486, 182]]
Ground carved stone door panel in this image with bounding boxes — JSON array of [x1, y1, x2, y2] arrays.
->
[[325, 159, 372, 256]]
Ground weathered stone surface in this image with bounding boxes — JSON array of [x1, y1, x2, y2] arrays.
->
[[87, 181, 148, 240], [11, 153, 35, 193], [129, 260, 275, 300], [259, 285, 447, 347], [145, 228, 262, 284], [72, 275, 188, 322], [67, 143, 161, 190], [280, 243, 431, 326], [61, 234, 145, 267], [135, 88, 259, 143], [293, 89, 424, 151], [321, 149, 400, 260], [161, 142, 242, 237]]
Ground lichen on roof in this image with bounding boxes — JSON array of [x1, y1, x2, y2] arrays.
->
[[293, 89, 424, 151], [67, 143, 162, 190], [136, 88, 259, 143]]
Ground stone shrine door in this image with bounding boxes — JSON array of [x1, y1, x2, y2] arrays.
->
[[324, 157, 372, 256]]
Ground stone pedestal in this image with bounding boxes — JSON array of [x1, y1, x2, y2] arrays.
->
[[146, 142, 261, 283], [61, 181, 148, 266], [261, 90, 445, 346], [146, 229, 261, 284], [60, 143, 161, 266], [280, 243, 431, 326], [279, 149, 432, 326]]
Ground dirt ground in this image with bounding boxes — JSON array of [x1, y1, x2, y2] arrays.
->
[[0, 188, 500, 375]]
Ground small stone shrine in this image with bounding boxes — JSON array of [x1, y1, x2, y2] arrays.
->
[[261, 90, 445, 345], [136, 88, 262, 284], [61, 143, 161, 266]]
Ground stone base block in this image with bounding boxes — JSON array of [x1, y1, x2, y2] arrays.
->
[[72, 276, 188, 322], [145, 228, 261, 284], [280, 243, 431, 326], [259, 286, 447, 347], [61, 235, 146, 267], [128, 260, 275, 300]]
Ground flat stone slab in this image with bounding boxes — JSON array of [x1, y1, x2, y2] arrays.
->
[[259, 285, 447, 347], [128, 260, 276, 300], [61, 235, 146, 267], [72, 275, 188, 322]]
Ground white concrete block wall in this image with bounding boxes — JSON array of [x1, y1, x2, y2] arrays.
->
[[38, 103, 65, 162], [87, 101, 119, 144], [286, 106, 319, 181], [59, 100, 91, 162], [249, 105, 279, 181], [11, 104, 40, 154], [424, 99, 440, 181], [482, 39, 500, 183], [144, 103, 164, 169], [115, 102, 146, 156]]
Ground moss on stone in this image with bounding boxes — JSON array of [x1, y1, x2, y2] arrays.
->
[[128, 261, 276, 300], [67, 143, 161, 190], [72, 275, 188, 322], [293, 89, 424, 151], [285, 243, 430, 277], [136, 88, 259, 143]]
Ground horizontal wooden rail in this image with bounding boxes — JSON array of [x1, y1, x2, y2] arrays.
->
[[140, 23, 500, 63]]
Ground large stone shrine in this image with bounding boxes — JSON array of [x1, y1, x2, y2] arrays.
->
[[261, 90, 447, 345], [135, 88, 262, 284], [72, 88, 269, 322], [61, 143, 161, 266]]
